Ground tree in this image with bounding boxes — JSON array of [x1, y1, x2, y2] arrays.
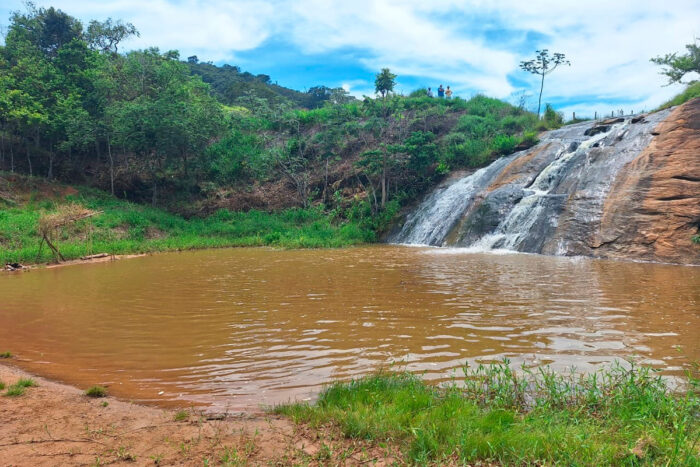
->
[[374, 68, 396, 99], [519, 50, 570, 118], [651, 39, 700, 85], [36, 6, 83, 59], [328, 87, 353, 105], [86, 18, 139, 54], [306, 85, 332, 107]]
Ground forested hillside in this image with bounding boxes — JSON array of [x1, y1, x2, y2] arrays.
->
[[0, 5, 560, 241], [186, 59, 353, 109]]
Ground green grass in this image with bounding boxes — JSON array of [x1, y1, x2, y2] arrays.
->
[[0, 381, 5, 390], [0, 351, 12, 358], [276, 361, 700, 465], [173, 409, 188, 421], [0, 176, 373, 265], [5, 385, 25, 396], [15, 377, 37, 388], [657, 82, 700, 110], [4, 378, 37, 397], [85, 385, 108, 398]]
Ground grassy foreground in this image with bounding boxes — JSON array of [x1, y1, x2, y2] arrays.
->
[[0, 177, 372, 265], [277, 361, 700, 465]]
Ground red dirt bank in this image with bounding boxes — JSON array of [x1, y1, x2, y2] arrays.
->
[[0, 363, 398, 466]]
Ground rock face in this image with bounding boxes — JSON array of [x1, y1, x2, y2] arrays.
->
[[391, 99, 700, 265], [594, 99, 700, 264]]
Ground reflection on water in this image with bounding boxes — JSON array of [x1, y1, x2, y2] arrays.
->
[[0, 246, 697, 410]]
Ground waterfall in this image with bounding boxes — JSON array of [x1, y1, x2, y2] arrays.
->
[[470, 121, 626, 251], [391, 154, 518, 245], [390, 110, 673, 257]]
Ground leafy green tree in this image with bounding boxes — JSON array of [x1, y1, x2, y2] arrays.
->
[[519, 50, 570, 118], [108, 48, 224, 203], [328, 87, 353, 105], [7, 4, 83, 60], [86, 18, 139, 54], [37, 7, 83, 58], [375, 68, 397, 99], [355, 109, 412, 210], [651, 39, 700, 85]]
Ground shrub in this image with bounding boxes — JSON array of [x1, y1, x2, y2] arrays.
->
[[441, 132, 468, 147], [491, 134, 518, 155], [448, 140, 489, 167], [499, 115, 524, 132], [464, 95, 512, 117], [543, 103, 564, 128], [456, 115, 498, 138], [85, 385, 108, 397], [520, 130, 539, 148]]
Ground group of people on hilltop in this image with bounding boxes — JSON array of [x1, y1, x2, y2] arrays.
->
[[426, 84, 452, 98]]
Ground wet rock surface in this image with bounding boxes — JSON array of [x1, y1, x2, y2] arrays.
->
[[391, 99, 700, 264]]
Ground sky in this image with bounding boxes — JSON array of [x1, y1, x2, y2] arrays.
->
[[1, 0, 699, 117]]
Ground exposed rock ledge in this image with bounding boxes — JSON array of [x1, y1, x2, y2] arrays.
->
[[594, 98, 700, 264]]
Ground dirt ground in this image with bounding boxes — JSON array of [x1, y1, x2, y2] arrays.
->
[[0, 363, 400, 466]]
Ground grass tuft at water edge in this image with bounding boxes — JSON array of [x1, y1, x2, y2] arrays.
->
[[275, 360, 700, 465]]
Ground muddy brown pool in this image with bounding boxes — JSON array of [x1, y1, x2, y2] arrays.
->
[[0, 246, 698, 410]]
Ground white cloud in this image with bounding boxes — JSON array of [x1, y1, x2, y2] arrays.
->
[[286, 0, 517, 96], [9, 0, 275, 61], [447, 0, 699, 112], [3, 0, 699, 110]]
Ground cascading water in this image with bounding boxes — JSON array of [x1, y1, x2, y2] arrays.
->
[[391, 153, 518, 246], [470, 121, 626, 251], [390, 109, 674, 257]]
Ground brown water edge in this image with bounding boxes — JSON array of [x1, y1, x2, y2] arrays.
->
[[0, 245, 698, 411]]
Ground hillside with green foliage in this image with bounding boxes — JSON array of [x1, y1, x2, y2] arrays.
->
[[0, 5, 558, 214], [202, 93, 553, 218], [0, 4, 573, 264], [186, 59, 353, 109]]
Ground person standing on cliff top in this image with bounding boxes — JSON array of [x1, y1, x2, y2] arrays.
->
[[445, 86, 453, 99], [426, 87, 433, 97], [437, 84, 445, 98]]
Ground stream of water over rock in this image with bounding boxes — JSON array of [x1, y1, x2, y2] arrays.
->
[[391, 110, 678, 258]]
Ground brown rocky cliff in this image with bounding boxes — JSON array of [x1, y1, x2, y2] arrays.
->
[[594, 98, 700, 264]]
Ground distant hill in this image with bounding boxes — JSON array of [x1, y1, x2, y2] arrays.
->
[[185, 57, 352, 109]]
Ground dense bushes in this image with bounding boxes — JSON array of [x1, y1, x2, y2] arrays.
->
[[198, 92, 553, 222]]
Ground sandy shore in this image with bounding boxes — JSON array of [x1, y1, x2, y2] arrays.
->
[[0, 362, 398, 466]]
